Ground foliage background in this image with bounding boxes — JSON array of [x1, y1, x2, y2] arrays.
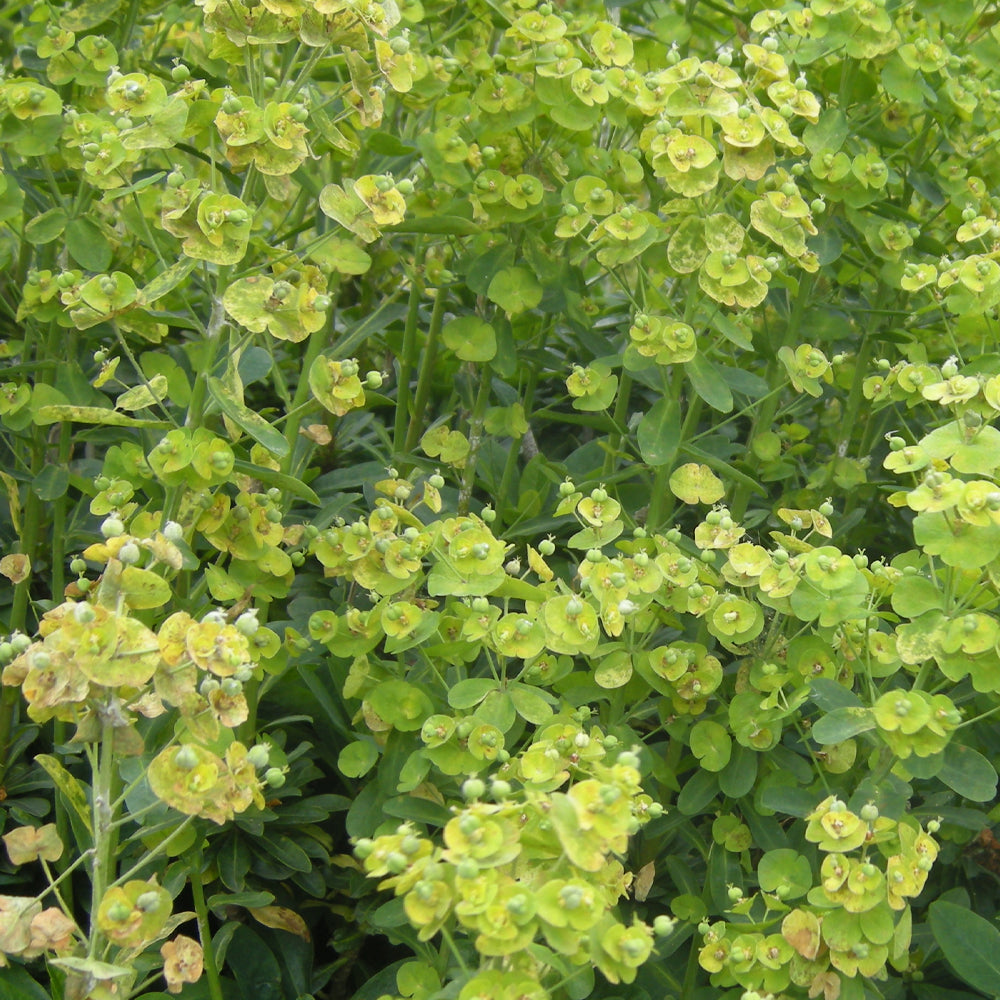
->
[[3, 0, 1000, 998]]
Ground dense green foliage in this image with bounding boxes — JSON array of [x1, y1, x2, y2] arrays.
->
[[2, 0, 1000, 998]]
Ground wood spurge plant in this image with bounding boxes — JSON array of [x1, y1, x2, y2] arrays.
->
[[4, 0, 1000, 998]]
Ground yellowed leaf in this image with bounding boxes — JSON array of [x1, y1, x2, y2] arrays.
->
[[634, 860, 655, 901], [3, 823, 63, 865], [249, 905, 311, 941], [0, 472, 21, 536], [0, 554, 30, 584]]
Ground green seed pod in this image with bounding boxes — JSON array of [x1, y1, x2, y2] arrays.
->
[[462, 777, 485, 800], [491, 779, 512, 799], [135, 890, 162, 912], [102, 516, 125, 538], [118, 541, 140, 565]]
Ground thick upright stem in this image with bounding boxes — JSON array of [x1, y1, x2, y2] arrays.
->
[[730, 274, 816, 523], [88, 715, 117, 957], [457, 373, 492, 516], [394, 241, 424, 457], [404, 285, 448, 455], [191, 848, 225, 1000], [0, 433, 45, 783]]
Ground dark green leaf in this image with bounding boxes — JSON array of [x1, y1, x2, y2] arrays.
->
[[389, 216, 479, 235], [32, 464, 69, 501], [227, 925, 283, 1000], [718, 744, 758, 799], [0, 966, 53, 1000], [676, 769, 718, 815], [636, 397, 680, 466], [929, 901, 1000, 997], [259, 833, 312, 873], [207, 890, 275, 915], [939, 744, 998, 802], [686, 354, 733, 412], [717, 364, 769, 398], [346, 782, 384, 839], [382, 794, 452, 827], [216, 833, 251, 892], [65, 217, 112, 271], [231, 460, 319, 505], [758, 784, 817, 818], [810, 677, 864, 712], [803, 109, 848, 154], [811, 707, 875, 744]]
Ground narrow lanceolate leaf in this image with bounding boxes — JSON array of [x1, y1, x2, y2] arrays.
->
[[33, 405, 169, 428], [206, 376, 289, 458], [231, 460, 320, 505], [34, 756, 92, 835], [116, 374, 169, 411], [137, 258, 199, 306]]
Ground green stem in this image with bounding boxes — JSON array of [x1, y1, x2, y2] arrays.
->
[[50, 422, 72, 600], [603, 372, 633, 479], [681, 918, 703, 997], [646, 388, 703, 533], [188, 288, 228, 431], [957, 703, 1000, 730], [191, 848, 225, 1000], [403, 285, 448, 455], [237, 605, 271, 745], [394, 241, 424, 457], [88, 716, 117, 958], [115, 0, 141, 49], [0, 434, 45, 783], [864, 745, 899, 791], [457, 369, 492, 516], [38, 857, 84, 944], [439, 924, 469, 975], [32, 848, 94, 907], [112, 814, 195, 887], [282, 307, 334, 475], [493, 329, 548, 524], [911, 659, 932, 694], [730, 273, 816, 522]]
